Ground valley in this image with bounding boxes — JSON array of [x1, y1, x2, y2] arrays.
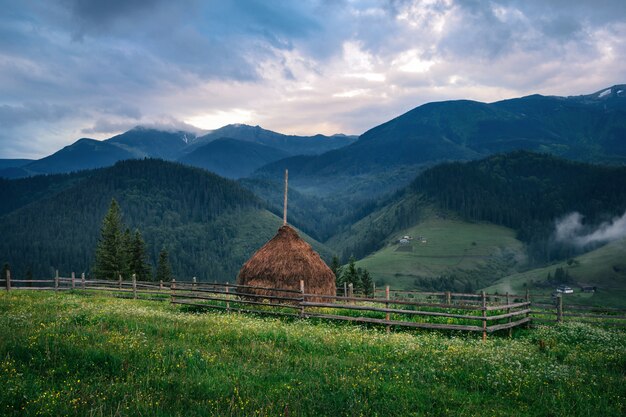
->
[[1, 86, 626, 308]]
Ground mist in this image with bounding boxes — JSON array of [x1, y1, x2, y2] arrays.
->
[[555, 211, 626, 247]]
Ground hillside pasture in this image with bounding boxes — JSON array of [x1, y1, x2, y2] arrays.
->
[[356, 217, 526, 289], [486, 238, 626, 308]]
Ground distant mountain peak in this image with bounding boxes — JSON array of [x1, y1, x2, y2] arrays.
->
[[571, 84, 626, 101]]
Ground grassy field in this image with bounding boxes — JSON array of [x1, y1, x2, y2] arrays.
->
[[486, 238, 626, 308], [1, 292, 624, 416], [356, 217, 526, 289]]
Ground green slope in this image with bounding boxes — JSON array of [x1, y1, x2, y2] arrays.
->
[[485, 238, 626, 308], [0, 159, 331, 281], [355, 216, 526, 290]]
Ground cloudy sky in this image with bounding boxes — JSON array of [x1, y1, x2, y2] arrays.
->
[[1, 0, 625, 158]]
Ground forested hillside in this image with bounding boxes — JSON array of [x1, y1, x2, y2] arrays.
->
[[0, 159, 330, 280], [327, 151, 626, 267], [411, 151, 626, 263]]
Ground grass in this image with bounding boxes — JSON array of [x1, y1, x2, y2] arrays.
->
[[486, 238, 626, 308], [1, 292, 625, 416], [356, 217, 526, 289]]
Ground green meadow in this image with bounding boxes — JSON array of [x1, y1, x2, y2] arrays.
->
[[1, 292, 624, 417], [356, 217, 526, 289]]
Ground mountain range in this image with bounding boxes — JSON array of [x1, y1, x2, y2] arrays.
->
[[3, 85, 625, 186], [1, 85, 625, 305], [0, 125, 356, 179], [255, 84, 626, 197]]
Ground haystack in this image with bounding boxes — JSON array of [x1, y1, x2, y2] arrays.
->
[[236, 225, 336, 301]]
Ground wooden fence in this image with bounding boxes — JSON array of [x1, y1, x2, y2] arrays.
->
[[1, 270, 624, 336]]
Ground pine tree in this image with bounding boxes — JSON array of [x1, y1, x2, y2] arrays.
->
[[330, 255, 342, 284], [340, 256, 359, 286], [129, 230, 152, 281], [156, 249, 173, 282], [359, 268, 373, 297], [120, 228, 133, 279], [93, 199, 125, 280]]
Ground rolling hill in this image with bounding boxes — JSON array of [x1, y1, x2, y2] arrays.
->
[[485, 237, 626, 308], [355, 215, 526, 291], [322, 151, 626, 295], [0, 159, 331, 280]]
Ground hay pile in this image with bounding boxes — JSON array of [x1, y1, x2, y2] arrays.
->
[[236, 225, 336, 301]]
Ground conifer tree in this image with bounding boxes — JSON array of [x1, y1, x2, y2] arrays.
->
[[330, 255, 342, 284], [340, 256, 359, 286], [120, 228, 133, 279], [129, 230, 152, 281], [156, 249, 173, 282], [93, 199, 124, 279], [359, 268, 373, 296]]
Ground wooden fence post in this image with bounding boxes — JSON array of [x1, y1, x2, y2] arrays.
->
[[372, 282, 376, 298], [170, 279, 176, 304], [506, 292, 512, 337], [118, 274, 122, 289], [482, 291, 487, 342], [300, 280, 305, 318], [159, 280, 163, 290], [446, 291, 451, 305], [343, 282, 347, 299], [71, 272, 75, 290], [192, 277, 197, 291], [348, 283, 353, 301], [5, 268, 10, 292], [225, 282, 230, 313], [132, 274, 137, 299], [556, 294, 563, 323], [81, 272, 85, 290], [385, 285, 391, 333], [55, 270, 59, 292]]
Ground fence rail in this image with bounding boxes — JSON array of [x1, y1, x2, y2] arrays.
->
[[2, 270, 624, 335]]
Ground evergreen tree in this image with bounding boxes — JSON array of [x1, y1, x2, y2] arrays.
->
[[93, 199, 125, 280], [120, 228, 133, 279], [340, 256, 359, 286], [359, 268, 373, 297], [129, 230, 152, 281], [330, 255, 342, 284], [156, 249, 173, 282]]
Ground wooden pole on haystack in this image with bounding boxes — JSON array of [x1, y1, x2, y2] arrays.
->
[[283, 169, 288, 226]]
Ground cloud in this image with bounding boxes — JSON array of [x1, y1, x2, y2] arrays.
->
[[1, 1, 626, 157], [0, 102, 72, 128], [555, 211, 626, 247]]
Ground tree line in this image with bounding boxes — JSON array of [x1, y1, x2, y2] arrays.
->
[[93, 199, 173, 282]]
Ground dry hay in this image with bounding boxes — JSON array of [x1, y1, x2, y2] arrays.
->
[[237, 225, 336, 302]]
